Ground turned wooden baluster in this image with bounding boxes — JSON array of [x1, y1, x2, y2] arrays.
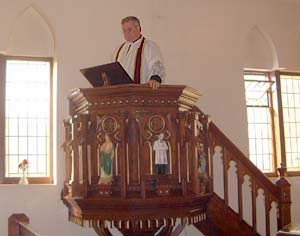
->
[[237, 163, 244, 222], [276, 165, 291, 229], [223, 148, 229, 208], [264, 194, 272, 236]]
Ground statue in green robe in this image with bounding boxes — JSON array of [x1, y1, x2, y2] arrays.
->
[[98, 134, 114, 184]]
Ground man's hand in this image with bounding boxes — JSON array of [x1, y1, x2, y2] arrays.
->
[[147, 80, 160, 90]]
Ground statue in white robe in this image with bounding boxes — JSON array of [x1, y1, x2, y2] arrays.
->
[[153, 133, 168, 175]]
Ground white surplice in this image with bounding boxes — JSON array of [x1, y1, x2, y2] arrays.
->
[[113, 37, 166, 84]]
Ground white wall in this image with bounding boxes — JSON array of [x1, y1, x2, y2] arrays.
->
[[288, 177, 300, 223], [0, 0, 300, 235]]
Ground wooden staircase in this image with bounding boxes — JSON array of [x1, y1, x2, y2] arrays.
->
[[192, 107, 291, 236], [194, 193, 260, 236]]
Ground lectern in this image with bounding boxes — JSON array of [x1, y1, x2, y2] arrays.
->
[[62, 84, 211, 236]]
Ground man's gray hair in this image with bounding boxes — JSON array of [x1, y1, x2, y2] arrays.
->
[[121, 16, 141, 27]]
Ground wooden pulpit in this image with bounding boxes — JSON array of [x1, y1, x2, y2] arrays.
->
[[62, 84, 211, 236]]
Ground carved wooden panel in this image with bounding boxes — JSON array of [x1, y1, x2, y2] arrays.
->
[[62, 85, 211, 236]]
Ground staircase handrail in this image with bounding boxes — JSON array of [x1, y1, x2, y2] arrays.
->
[[8, 214, 41, 236]]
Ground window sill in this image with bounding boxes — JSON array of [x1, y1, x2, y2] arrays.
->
[[265, 172, 278, 178], [0, 183, 55, 186], [0, 177, 53, 185], [286, 171, 300, 177], [264, 171, 300, 178]]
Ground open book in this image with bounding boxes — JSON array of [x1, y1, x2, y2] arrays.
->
[[80, 62, 132, 87]]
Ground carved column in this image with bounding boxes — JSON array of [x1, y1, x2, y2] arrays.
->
[[178, 112, 188, 196], [89, 115, 99, 185], [119, 111, 128, 198], [135, 111, 146, 199], [63, 119, 72, 184], [126, 112, 140, 185], [191, 111, 200, 194], [79, 114, 89, 198], [71, 117, 81, 197]]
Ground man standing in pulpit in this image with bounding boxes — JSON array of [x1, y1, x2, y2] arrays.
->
[[113, 16, 166, 89]]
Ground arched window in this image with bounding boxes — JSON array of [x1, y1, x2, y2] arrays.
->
[[0, 6, 55, 184], [243, 26, 300, 175]]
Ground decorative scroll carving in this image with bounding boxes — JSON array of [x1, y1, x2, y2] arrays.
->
[[102, 116, 118, 134], [149, 115, 165, 133]]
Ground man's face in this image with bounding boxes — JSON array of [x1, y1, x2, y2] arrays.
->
[[122, 21, 141, 42]]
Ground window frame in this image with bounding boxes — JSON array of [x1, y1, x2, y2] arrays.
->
[[275, 71, 300, 177], [244, 70, 300, 177], [0, 55, 53, 184], [244, 70, 278, 176]]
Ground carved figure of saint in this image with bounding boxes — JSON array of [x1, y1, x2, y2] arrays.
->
[[153, 133, 168, 175], [98, 134, 114, 184], [197, 143, 207, 177]]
